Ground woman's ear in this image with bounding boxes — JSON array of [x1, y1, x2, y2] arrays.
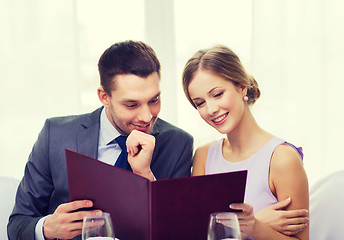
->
[[97, 87, 110, 108], [241, 85, 248, 98]]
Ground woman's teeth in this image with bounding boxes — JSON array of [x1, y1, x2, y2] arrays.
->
[[214, 114, 227, 123]]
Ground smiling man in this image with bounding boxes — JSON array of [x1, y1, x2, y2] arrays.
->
[[8, 40, 193, 240]]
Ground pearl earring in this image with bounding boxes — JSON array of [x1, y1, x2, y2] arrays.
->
[[244, 96, 249, 101]]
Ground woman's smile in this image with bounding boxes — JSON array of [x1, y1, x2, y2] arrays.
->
[[212, 113, 228, 125]]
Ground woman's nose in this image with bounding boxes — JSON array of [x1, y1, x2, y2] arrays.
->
[[206, 101, 219, 116]]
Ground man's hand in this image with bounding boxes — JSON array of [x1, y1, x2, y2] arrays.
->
[[126, 129, 155, 181], [43, 200, 102, 240], [255, 197, 309, 235]]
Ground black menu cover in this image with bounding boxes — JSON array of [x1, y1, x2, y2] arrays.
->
[[66, 149, 247, 240]]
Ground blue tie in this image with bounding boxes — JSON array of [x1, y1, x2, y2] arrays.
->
[[114, 135, 132, 171]]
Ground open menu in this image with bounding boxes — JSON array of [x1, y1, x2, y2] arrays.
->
[[65, 149, 247, 240]]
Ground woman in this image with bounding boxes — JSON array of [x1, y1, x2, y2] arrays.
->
[[182, 45, 309, 240]]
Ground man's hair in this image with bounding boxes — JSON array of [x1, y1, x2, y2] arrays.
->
[[98, 40, 161, 96]]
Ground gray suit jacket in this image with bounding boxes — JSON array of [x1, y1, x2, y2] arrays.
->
[[8, 107, 193, 240]]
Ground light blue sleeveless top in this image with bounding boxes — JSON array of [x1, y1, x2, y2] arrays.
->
[[205, 137, 303, 213]]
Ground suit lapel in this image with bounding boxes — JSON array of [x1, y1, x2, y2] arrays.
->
[[75, 109, 161, 160], [76, 107, 103, 159], [151, 118, 161, 137]]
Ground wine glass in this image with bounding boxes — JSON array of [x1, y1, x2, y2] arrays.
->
[[208, 212, 241, 240], [82, 212, 115, 240]]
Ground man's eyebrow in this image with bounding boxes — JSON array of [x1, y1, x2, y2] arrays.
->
[[120, 93, 161, 103], [121, 99, 138, 103]]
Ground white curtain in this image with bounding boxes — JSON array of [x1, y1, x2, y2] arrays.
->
[[2, 0, 344, 187], [251, 0, 344, 185], [0, 0, 80, 179]]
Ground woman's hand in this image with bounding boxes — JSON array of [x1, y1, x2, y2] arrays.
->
[[230, 203, 256, 239], [255, 197, 309, 235]]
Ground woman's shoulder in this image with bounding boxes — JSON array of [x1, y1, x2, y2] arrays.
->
[[271, 143, 304, 172], [194, 142, 211, 156], [192, 140, 223, 176], [195, 138, 223, 155]]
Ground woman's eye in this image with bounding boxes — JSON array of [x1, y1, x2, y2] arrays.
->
[[195, 101, 205, 108], [214, 92, 223, 98]]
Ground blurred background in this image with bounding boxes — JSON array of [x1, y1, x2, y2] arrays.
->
[[1, 0, 344, 187]]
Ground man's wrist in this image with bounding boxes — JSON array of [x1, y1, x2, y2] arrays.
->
[[133, 168, 155, 181], [42, 214, 55, 240], [35, 216, 47, 240]]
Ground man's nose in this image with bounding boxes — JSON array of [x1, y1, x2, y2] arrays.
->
[[138, 104, 153, 122]]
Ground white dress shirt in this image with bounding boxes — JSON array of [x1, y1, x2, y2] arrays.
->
[[97, 107, 123, 165]]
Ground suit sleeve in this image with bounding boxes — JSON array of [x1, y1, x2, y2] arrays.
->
[[151, 126, 194, 179], [8, 119, 54, 240], [170, 134, 193, 178]]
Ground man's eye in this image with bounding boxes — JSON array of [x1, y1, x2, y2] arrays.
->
[[149, 97, 160, 104], [125, 104, 138, 108]]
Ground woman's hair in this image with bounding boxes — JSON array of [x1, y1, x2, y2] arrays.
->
[[182, 45, 260, 108]]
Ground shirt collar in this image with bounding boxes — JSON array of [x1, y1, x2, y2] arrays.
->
[[99, 108, 121, 145]]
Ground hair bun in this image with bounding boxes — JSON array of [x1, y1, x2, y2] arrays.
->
[[246, 75, 260, 104]]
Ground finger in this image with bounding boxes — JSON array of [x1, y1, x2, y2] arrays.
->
[[229, 203, 245, 211], [285, 216, 309, 225], [284, 209, 309, 219], [128, 144, 140, 156], [56, 200, 94, 213], [83, 219, 105, 232], [269, 197, 291, 210], [127, 131, 155, 149], [63, 214, 105, 234], [282, 225, 306, 236], [216, 212, 238, 219], [284, 223, 307, 232], [68, 209, 103, 223], [230, 203, 252, 213], [282, 230, 299, 236], [216, 219, 234, 227], [126, 134, 143, 155]]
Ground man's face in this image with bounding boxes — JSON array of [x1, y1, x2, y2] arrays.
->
[[99, 72, 161, 135]]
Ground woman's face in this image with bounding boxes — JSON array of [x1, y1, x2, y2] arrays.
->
[[188, 70, 247, 134]]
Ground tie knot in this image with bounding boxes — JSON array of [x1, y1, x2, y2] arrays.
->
[[115, 135, 127, 150]]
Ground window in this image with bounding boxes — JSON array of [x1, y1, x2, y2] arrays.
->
[[174, 0, 253, 148], [76, 0, 145, 111]]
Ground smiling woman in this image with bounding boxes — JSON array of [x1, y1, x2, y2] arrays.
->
[[182, 44, 309, 240]]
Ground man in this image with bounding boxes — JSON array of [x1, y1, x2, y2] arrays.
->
[[8, 40, 193, 240]]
